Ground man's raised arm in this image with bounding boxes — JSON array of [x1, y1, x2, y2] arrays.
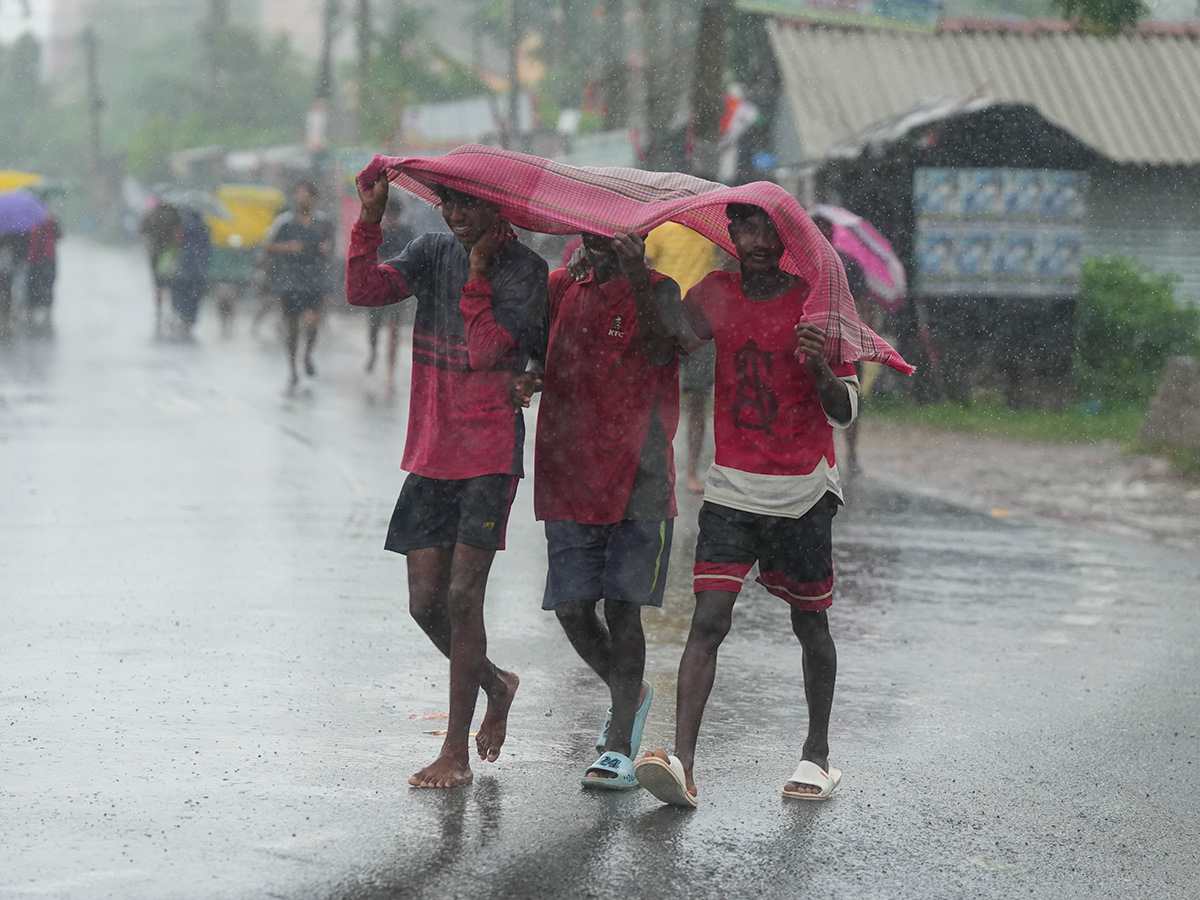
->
[[345, 175, 410, 308]]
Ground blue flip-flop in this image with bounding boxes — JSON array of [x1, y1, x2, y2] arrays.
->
[[595, 680, 654, 757], [581, 751, 638, 790]]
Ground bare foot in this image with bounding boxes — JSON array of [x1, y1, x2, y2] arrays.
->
[[409, 752, 474, 788], [476, 669, 519, 762], [686, 472, 705, 495], [783, 755, 829, 796]]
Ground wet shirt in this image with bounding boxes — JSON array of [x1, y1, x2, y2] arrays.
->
[[346, 220, 548, 480], [534, 267, 681, 525], [140, 206, 181, 256], [265, 210, 333, 294], [683, 270, 859, 519], [27, 220, 59, 264]]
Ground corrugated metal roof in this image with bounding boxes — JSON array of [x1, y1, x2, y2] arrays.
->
[[767, 20, 1200, 165]]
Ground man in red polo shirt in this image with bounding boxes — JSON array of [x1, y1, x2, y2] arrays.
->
[[514, 231, 682, 790], [347, 174, 548, 790], [635, 203, 859, 807]]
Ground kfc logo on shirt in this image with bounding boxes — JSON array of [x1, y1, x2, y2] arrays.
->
[[608, 315, 626, 338]]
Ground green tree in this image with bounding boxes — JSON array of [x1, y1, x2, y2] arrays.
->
[[120, 25, 312, 181], [1076, 256, 1200, 404], [357, 8, 488, 144], [1048, 0, 1147, 35]]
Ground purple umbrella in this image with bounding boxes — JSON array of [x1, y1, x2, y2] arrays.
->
[[0, 189, 49, 236]]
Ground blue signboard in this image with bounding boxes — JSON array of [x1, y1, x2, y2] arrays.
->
[[914, 168, 1087, 298]]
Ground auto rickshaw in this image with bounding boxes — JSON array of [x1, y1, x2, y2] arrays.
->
[[205, 184, 285, 336]]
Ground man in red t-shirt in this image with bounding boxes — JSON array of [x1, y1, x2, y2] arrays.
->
[[346, 174, 548, 790], [635, 203, 860, 808], [514, 231, 682, 790]]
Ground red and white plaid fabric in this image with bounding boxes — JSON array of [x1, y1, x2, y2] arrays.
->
[[358, 145, 913, 373]]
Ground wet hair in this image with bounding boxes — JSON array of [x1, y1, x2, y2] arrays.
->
[[295, 178, 318, 197], [726, 202, 765, 225], [432, 183, 483, 206]]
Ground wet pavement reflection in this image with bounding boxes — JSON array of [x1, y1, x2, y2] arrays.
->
[[2, 241, 1198, 900]]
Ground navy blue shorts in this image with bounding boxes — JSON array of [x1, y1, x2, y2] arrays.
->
[[542, 519, 673, 610], [384, 473, 518, 554]]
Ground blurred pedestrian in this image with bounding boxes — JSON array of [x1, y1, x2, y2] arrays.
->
[[346, 173, 547, 789], [24, 215, 60, 332], [263, 180, 333, 389], [0, 230, 32, 337], [364, 196, 415, 390], [644, 222, 725, 495], [812, 212, 870, 475], [635, 203, 860, 808], [139, 201, 182, 336], [512, 231, 683, 791], [171, 211, 212, 341]]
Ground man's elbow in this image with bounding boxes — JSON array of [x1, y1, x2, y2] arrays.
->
[[345, 280, 378, 307]]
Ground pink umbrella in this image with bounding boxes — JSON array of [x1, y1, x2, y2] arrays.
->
[[808, 204, 907, 312]]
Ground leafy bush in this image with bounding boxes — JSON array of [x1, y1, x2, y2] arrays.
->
[[1075, 256, 1200, 404]]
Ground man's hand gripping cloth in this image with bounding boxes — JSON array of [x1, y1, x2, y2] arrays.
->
[[357, 144, 913, 374]]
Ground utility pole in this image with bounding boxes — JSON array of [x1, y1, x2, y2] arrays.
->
[[355, 0, 370, 139], [310, 0, 338, 158], [206, 0, 229, 102], [625, 0, 650, 164], [82, 25, 103, 173], [507, 0, 522, 151], [316, 0, 337, 103], [689, 1, 726, 178]]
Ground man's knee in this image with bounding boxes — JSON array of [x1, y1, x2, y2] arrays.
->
[[690, 594, 734, 647], [603, 600, 644, 640], [408, 596, 439, 631], [445, 583, 484, 621], [554, 600, 595, 636], [791, 608, 831, 644]]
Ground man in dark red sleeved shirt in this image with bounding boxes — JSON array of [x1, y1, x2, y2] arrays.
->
[[346, 174, 548, 790], [513, 231, 682, 791], [635, 203, 860, 808]]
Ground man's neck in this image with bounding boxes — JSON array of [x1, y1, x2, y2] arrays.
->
[[740, 267, 794, 300], [592, 261, 620, 284]]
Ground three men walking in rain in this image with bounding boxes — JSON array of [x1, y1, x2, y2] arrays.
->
[[345, 151, 890, 805]]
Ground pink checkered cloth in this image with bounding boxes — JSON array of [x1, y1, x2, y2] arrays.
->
[[357, 145, 913, 373]]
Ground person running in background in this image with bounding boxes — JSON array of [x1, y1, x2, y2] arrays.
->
[[512, 230, 682, 791], [346, 173, 548, 789], [811, 213, 870, 475], [644, 222, 724, 495], [171, 211, 212, 341], [25, 215, 60, 332], [635, 203, 859, 808], [264, 180, 333, 389], [139, 202, 181, 336], [364, 195, 415, 390]]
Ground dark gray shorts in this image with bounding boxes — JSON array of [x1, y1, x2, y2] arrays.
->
[[385, 473, 518, 554], [693, 494, 839, 611], [542, 519, 673, 610]]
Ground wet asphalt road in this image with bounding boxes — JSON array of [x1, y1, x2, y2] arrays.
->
[[2, 240, 1198, 900]]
